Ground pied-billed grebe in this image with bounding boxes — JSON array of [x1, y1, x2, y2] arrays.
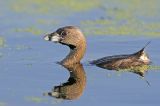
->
[[44, 26, 86, 66], [44, 26, 150, 69], [90, 42, 151, 70]]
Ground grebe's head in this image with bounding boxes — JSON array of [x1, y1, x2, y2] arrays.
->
[[44, 26, 86, 50]]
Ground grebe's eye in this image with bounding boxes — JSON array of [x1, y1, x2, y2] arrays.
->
[[61, 31, 66, 36]]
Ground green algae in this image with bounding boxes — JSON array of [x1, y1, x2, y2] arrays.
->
[[117, 65, 160, 74], [80, 0, 160, 37], [0, 37, 5, 47], [0, 53, 3, 58], [3, 0, 160, 37], [149, 65, 160, 71], [103, 0, 159, 19], [81, 19, 160, 37], [25, 96, 48, 103], [81, 0, 160, 37], [10, 0, 100, 14], [15, 27, 44, 35], [105, 65, 160, 78], [0, 102, 6, 106], [37, 19, 59, 26]]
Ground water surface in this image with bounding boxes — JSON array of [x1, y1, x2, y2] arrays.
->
[[0, 35, 160, 106]]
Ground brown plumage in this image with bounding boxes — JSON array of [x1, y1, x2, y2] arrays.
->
[[44, 26, 151, 71], [44, 26, 86, 66], [90, 42, 151, 71]]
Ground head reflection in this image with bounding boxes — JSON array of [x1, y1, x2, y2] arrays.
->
[[44, 63, 86, 100]]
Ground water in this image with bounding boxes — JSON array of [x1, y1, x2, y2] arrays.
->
[[0, 35, 160, 106], [0, 0, 160, 106]]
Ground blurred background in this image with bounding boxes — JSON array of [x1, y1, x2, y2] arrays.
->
[[0, 0, 160, 38]]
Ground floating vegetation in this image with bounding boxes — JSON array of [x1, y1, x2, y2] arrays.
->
[[37, 19, 59, 26], [109, 65, 160, 77], [149, 65, 160, 71], [2, 0, 160, 37], [0, 102, 6, 106], [80, 0, 160, 37], [15, 27, 44, 35], [0, 37, 5, 47], [0, 53, 3, 58], [81, 19, 160, 37], [26, 63, 33, 67], [25, 96, 48, 103], [119, 65, 149, 77], [10, 0, 100, 15]]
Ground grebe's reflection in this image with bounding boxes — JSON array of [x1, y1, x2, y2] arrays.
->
[[44, 63, 86, 100]]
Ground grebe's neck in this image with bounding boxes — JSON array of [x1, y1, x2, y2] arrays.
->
[[61, 41, 86, 66]]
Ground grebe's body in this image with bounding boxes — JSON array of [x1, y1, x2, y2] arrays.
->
[[90, 47, 150, 70]]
